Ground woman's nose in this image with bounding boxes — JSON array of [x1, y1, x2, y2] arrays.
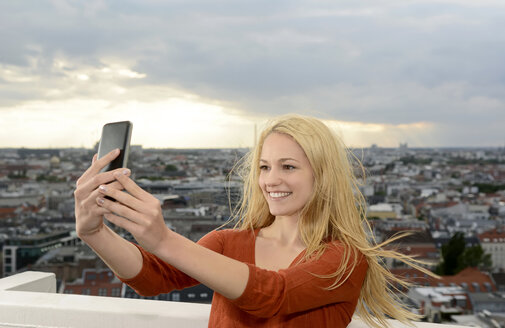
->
[[265, 168, 281, 186]]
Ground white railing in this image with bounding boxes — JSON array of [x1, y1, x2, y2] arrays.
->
[[0, 271, 466, 328]]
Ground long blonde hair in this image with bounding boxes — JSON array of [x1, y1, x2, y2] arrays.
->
[[230, 114, 435, 327]]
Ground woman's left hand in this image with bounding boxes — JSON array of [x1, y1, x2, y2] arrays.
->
[[96, 170, 170, 254]]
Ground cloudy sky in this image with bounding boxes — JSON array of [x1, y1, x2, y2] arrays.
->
[[1, 0, 504, 149]]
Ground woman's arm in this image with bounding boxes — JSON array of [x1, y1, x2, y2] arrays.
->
[[74, 149, 143, 279], [96, 171, 250, 299], [79, 223, 143, 279]]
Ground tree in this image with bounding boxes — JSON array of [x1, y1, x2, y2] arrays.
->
[[436, 232, 465, 275], [458, 245, 492, 272], [164, 164, 178, 172], [436, 232, 492, 275]]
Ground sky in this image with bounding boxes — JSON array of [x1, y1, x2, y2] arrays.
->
[[0, 0, 504, 149]]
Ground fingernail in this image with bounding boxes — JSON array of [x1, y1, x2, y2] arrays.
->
[[114, 148, 120, 155], [114, 168, 130, 177], [99, 185, 107, 192], [97, 197, 105, 205]]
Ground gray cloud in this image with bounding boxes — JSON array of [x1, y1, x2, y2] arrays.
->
[[0, 0, 504, 146]]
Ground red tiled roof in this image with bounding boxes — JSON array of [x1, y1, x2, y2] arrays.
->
[[478, 228, 505, 241], [391, 267, 495, 293], [440, 267, 495, 292], [0, 207, 16, 218], [398, 245, 439, 258], [385, 244, 439, 259]]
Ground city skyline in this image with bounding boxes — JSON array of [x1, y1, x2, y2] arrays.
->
[[1, 1, 504, 149]]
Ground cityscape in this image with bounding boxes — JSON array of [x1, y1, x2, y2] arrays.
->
[[1, 144, 505, 327]]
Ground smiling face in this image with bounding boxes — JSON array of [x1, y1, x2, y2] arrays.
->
[[258, 132, 315, 220]]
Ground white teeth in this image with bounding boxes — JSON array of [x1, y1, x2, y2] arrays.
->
[[269, 192, 291, 198]]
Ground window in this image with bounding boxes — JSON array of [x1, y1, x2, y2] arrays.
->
[[81, 288, 91, 295], [200, 293, 208, 298], [111, 287, 121, 297], [187, 293, 196, 299], [5, 258, 11, 264], [484, 282, 492, 292], [472, 282, 480, 292], [5, 249, 12, 255], [172, 293, 180, 301], [64, 289, 74, 294], [461, 283, 468, 290], [98, 288, 107, 296]]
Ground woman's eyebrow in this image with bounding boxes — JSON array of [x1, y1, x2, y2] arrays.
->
[[259, 158, 299, 163], [280, 158, 299, 163]]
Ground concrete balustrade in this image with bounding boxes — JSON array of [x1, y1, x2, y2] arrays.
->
[[0, 271, 465, 328]]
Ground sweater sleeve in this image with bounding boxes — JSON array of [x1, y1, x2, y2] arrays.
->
[[118, 230, 225, 296], [230, 243, 368, 318]]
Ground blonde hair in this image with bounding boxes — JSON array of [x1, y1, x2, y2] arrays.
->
[[230, 114, 435, 328]]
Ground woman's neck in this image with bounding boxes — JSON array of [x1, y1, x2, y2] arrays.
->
[[260, 215, 304, 248]]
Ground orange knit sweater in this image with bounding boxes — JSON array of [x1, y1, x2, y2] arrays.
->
[[119, 229, 368, 327]]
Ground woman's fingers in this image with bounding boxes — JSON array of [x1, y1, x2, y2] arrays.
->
[[103, 213, 138, 235], [112, 171, 152, 202], [97, 183, 145, 212], [96, 195, 145, 226], [80, 187, 111, 213], [106, 180, 127, 192], [75, 168, 131, 198], [78, 149, 120, 185]]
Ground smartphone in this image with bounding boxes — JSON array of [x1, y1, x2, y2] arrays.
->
[[97, 121, 133, 173]]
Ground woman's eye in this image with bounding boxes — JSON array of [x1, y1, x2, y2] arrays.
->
[[284, 165, 295, 170], [259, 165, 269, 170]]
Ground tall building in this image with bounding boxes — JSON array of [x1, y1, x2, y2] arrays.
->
[[478, 228, 505, 272], [2, 230, 79, 276]]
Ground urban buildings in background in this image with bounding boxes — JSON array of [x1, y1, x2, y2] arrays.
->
[[1, 144, 505, 327]]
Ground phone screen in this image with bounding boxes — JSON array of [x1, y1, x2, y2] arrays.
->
[[97, 121, 133, 173]]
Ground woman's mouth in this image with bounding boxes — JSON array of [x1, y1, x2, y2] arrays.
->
[[269, 192, 292, 199]]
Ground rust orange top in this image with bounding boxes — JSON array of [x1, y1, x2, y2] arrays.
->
[[119, 229, 368, 327]]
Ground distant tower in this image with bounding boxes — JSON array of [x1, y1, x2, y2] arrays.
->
[[399, 143, 408, 156]]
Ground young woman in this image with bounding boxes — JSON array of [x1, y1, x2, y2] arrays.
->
[[74, 114, 430, 327]]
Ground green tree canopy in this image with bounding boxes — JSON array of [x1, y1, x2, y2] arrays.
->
[[458, 245, 492, 272], [436, 232, 492, 275], [164, 164, 178, 172]]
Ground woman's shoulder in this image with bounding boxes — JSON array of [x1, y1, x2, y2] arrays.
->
[[319, 240, 368, 268], [215, 228, 257, 242], [198, 228, 257, 248]]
